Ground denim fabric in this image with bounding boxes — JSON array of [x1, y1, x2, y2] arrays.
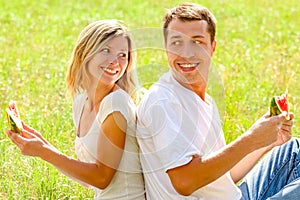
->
[[239, 138, 300, 200]]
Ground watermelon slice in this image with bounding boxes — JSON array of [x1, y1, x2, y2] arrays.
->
[[5, 100, 23, 133], [270, 91, 289, 120]]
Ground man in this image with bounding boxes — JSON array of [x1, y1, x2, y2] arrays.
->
[[137, 3, 300, 199]]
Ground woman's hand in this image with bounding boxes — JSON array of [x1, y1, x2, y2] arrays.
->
[[21, 122, 50, 145], [6, 124, 53, 157]]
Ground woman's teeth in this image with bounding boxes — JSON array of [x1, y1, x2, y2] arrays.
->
[[103, 68, 117, 74]]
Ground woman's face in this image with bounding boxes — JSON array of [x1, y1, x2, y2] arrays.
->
[[87, 35, 129, 88]]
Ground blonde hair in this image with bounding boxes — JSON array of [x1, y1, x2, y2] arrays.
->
[[66, 20, 137, 101]]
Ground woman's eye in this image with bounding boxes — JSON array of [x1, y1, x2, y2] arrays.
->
[[119, 53, 127, 58], [193, 40, 201, 44], [102, 48, 110, 53]]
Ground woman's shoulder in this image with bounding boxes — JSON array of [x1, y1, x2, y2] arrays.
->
[[74, 93, 87, 103], [110, 89, 132, 99], [73, 93, 87, 110], [98, 89, 136, 122], [103, 89, 135, 108]]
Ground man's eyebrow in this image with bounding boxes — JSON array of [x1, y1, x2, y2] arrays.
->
[[192, 35, 205, 39], [169, 34, 206, 40], [169, 35, 182, 40]]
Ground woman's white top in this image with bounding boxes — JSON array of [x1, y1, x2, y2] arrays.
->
[[73, 89, 145, 200]]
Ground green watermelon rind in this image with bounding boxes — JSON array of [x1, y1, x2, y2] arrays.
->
[[269, 95, 290, 120], [6, 108, 22, 134], [270, 97, 282, 116]]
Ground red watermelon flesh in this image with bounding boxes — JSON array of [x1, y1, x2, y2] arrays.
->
[[274, 94, 288, 112], [270, 92, 289, 119]]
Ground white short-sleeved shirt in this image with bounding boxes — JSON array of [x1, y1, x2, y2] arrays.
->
[[137, 71, 241, 200], [73, 89, 145, 200]]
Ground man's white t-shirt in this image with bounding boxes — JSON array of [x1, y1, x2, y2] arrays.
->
[[137, 71, 242, 200]]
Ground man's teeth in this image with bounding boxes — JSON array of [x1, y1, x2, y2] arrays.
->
[[103, 68, 117, 73], [179, 63, 197, 68]]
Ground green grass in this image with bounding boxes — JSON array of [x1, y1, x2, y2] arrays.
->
[[1, 0, 300, 198]]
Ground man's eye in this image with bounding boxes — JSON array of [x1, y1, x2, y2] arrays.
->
[[193, 40, 201, 44], [171, 41, 181, 46]]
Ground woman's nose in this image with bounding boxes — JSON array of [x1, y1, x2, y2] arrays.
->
[[108, 55, 118, 65]]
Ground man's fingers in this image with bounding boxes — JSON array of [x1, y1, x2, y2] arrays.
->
[[281, 111, 295, 121], [263, 111, 271, 118], [288, 112, 295, 120], [280, 125, 291, 133]]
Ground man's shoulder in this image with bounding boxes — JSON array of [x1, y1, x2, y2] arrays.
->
[[140, 81, 178, 105]]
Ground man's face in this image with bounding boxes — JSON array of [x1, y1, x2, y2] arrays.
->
[[165, 18, 216, 89]]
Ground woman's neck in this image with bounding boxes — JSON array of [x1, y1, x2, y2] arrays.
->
[[86, 83, 117, 112]]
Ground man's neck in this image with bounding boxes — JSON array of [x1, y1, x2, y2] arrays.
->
[[178, 80, 207, 101], [190, 84, 206, 101]]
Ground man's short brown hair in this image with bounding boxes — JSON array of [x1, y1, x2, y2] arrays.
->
[[163, 3, 217, 44]]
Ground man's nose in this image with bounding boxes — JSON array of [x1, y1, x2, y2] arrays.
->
[[180, 44, 195, 58]]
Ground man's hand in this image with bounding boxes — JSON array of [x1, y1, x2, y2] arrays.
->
[[269, 111, 294, 147], [245, 112, 293, 150]]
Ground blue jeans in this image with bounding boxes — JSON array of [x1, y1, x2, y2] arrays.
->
[[239, 138, 300, 200]]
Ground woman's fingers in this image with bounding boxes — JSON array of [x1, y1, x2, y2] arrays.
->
[[21, 122, 35, 133], [6, 130, 26, 150]]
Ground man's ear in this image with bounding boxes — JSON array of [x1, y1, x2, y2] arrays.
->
[[164, 41, 168, 55], [211, 40, 217, 56]]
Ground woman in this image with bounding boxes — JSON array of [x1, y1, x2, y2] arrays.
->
[[6, 20, 145, 199]]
